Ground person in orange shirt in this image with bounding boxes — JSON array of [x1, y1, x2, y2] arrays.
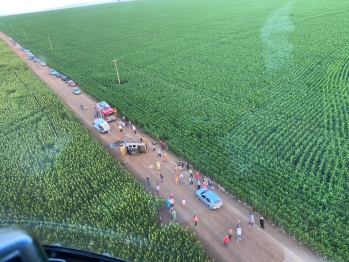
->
[[195, 172, 199, 181], [194, 215, 198, 228], [203, 181, 207, 188], [175, 173, 179, 184]]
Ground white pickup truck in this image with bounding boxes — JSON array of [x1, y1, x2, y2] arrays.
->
[[93, 118, 110, 134]]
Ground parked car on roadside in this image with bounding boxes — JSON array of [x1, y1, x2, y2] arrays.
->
[[49, 69, 57, 75], [55, 73, 62, 78], [61, 76, 68, 81], [68, 80, 76, 87], [195, 188, 223, 209], [40, 62, 46, 66], [72, 87, 81, 95]]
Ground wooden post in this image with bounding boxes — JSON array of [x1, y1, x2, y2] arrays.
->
[[22, 29, 28, 39], [47, 37, 53, 51], [112, 59, 121, 84]]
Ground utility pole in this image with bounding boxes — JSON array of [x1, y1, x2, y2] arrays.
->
[[47, 37, 53, 51], [22, 29, 28, 39], [112, 59, 121, 84], [9, 25, 14, 32]]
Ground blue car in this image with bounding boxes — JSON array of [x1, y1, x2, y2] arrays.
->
[[72, 87, 81, 95], [195, 188, 223, 209], [56, 73, 62, 78]]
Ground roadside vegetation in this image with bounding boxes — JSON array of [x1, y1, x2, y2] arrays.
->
[[1, 0, 349, 260], [0, 39, 210, 262]]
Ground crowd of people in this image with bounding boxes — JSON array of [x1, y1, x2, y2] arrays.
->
[[117, 116, 137, 134], [141, 137, 266, 249]]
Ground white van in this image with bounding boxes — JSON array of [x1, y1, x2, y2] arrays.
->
[[93, 118, 111, 134]]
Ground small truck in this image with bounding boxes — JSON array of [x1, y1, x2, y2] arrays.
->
[[93, 118, 111, 134]]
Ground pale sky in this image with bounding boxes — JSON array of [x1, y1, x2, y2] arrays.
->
[[0, 0, 125, 17]]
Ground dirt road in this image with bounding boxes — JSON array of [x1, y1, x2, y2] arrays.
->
[[0, 32, 324, 262]]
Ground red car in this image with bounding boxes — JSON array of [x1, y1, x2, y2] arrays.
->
[[68, 80, 76, 87]]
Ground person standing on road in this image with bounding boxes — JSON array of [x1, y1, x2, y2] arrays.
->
[[164, 152, 168, 163], [155, 182, 160, 195], [189, 169, 193, 178], [175, 173, 179, 184], [170, 197, 174, 209], [157, 148, 161, 157], [119, 125, 123, 132], [203, 180, 207, 189], [122, 121, 125, 129], [195, 172, 199, 181], [236, 227, 242, 242], [156, 161, 161, 171], [249, 213, 254, 226], [80, 104, 84, 110], [174, 165, 178, 175], [146, 174, 150, 186], [182, 199, 186, 207], [172, 208, 177, 221], [228, 227, 233, 240], [160, 141, 164, 150], [166, 198, 171, 211], [197, 180, 201, 190], [179, 173, 184, 184], [189, 176, 193, 186], [224, 234, 229, 247], [260, 216, 265, 229], [186, 162, 190, 170], [194, 215, 198, 228], [133, 125, 136, 134], [84, 106, 87, 111], [237, 220, 241, 228], [160, 173, 164, 183], [169, 192, 173, 198]]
